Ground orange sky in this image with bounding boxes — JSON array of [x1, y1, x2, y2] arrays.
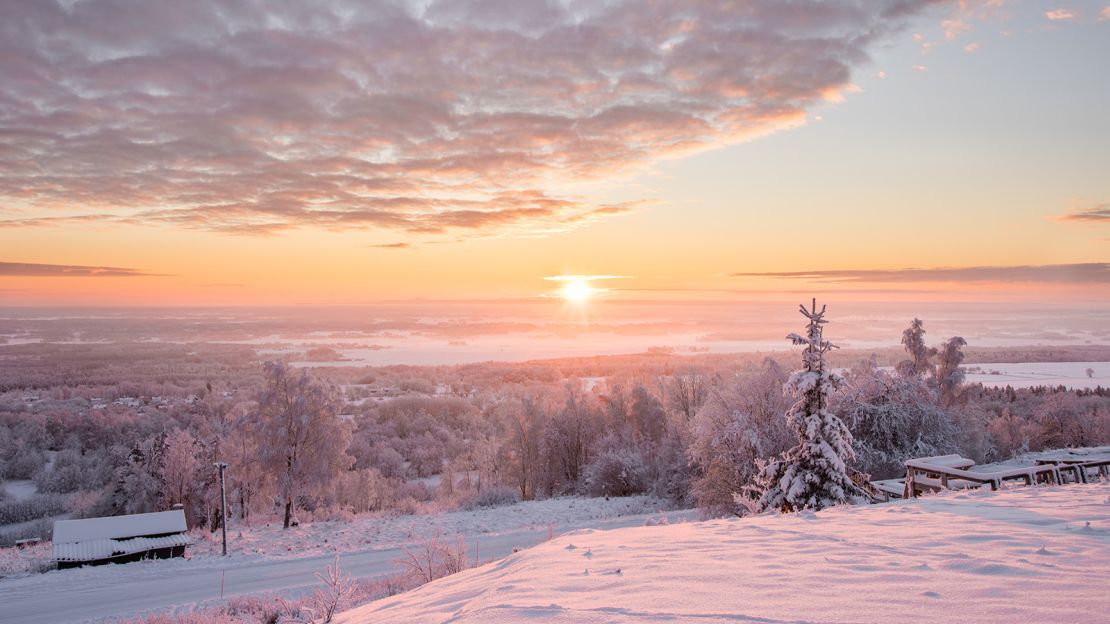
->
[[0, 1, 1106, 307]]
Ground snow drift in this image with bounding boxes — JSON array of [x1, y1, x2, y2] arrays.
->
[[338, 483, 1110, 623]]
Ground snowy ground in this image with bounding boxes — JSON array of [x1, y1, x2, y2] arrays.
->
[[338, 483, 1110, 623], [0, 496, 686, 623], [2, 479, 38, 501], [963, 361, 1109, 390], [185, 495, 674, 561]]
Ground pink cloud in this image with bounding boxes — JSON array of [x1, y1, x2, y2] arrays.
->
[[1055, 204, 1110, 222], [0, 261, 167, 277], [732, 264, 1110, 284], [1045, 9, 1076, 20], [0, 1, 944, 237]]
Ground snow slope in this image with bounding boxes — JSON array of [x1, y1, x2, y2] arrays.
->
[[338, 483, 1110, 623]]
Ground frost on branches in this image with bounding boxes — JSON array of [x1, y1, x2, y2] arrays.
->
[[749, 299, 868, 513]]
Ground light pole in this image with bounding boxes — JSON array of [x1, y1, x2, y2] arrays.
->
[[213, 462, 228, 556]]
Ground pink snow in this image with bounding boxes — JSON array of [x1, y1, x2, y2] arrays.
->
[[338, 483, 1110, 623]]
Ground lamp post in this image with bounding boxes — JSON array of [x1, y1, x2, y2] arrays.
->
[[213, 462, 228, 556]]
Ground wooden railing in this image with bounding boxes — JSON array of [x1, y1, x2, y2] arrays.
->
[[902, 457, 1062, 499]]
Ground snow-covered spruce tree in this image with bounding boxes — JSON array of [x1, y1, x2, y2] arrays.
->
[[750, 300, 868, 513]]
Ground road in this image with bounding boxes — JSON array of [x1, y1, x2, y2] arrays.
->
[[0, 513, 678, 624]]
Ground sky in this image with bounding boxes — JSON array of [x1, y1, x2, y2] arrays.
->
[[0, 0, 1107, 306]]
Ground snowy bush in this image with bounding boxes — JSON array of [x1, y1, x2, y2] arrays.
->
[[458, 485, 519, 510], [394, 533, 470, 585], [300, 555, 358, 623], [0, 493, 66, 526], [583, 447, 649, 497], [833, 365, 957, 479], [113, 566, 415, 624], [1, 447, 47, 480], [0, 517, 53, 547], [35, 448, 114, 494], [0, 539, 54, 575]]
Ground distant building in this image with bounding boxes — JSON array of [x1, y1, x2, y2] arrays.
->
[[52, 510, 191, 569]]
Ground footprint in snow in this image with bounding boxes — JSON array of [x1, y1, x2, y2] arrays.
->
[[921, 591, 941, 599], [565, 544, 577, 550], [583, 548, 593, 558]]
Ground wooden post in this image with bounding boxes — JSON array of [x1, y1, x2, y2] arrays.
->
[[214, 462, 228, 556]]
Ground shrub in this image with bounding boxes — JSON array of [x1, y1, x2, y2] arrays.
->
[[583, 448, 649, 497], [457, 486, 519, 511], [0, 493, 67, 526], [0, 517, 53, 547], [393, 534, 469, 585], [1, 448, 47, 480]]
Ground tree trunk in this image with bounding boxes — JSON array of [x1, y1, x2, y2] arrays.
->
[[283, 499, 293, 529]]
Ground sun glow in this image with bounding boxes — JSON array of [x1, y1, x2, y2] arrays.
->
[[544, 274, 626, 303], [560, 279, 595, 303]]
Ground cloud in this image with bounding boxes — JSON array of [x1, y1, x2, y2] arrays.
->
[[543, 275, 629, 282], [0, 0, 943, 237], [942, 18, 969, 39], [1045, 9, 1076, 20], [0, 262, 166, 277], [732, 263, 1110, 284], [1056, 204, 1110, 222], [371, 242, 412, 250]]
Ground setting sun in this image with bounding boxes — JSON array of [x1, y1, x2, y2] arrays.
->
[[561, 279, 594, 303]]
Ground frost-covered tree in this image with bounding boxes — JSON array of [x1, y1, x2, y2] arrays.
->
[[896, 318, 937, 379], [160, 428, 206, 527], [249, 362, 353, 529], [666, 371, 707, 422], [102, 434, 166, 516], [934, 336, 967, 407], [689, 358, 791, 515], [833, 364, 956, 479], [750, 300, 867, 513]]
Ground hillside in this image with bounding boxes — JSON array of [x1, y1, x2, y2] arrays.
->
[[338, 483, 1110, 623]]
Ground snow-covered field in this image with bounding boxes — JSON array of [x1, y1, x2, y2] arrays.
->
[[338, 483, 1110, 623], [964, 361, 1108, 390]]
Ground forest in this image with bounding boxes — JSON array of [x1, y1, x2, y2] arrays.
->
[[1, 316, 1108, 543]]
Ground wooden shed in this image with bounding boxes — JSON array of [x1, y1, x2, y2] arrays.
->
[[52, 510, 191, 569]]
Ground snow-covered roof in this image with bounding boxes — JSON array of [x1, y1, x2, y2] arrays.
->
[[54, 533, 191, 562], [53, 510, 187, 545]]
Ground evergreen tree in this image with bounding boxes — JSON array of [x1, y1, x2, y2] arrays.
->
[[750, 300, 868, 513]]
